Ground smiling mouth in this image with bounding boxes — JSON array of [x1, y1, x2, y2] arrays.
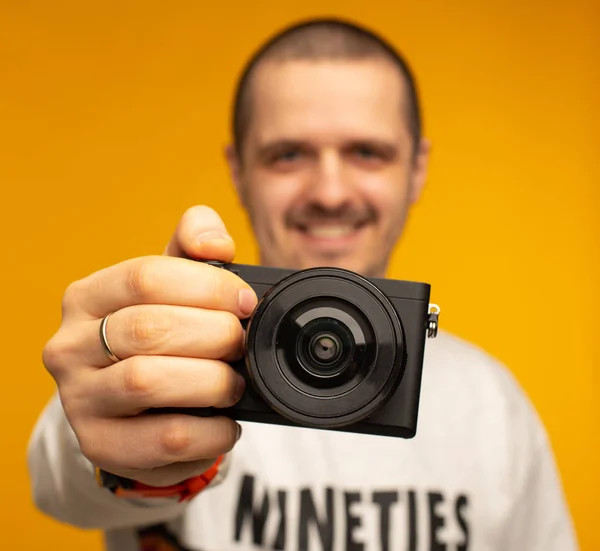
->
[[294, 222, 368, 240]]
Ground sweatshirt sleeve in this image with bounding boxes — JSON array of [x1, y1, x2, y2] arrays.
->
[[26, 391, 231, 531]]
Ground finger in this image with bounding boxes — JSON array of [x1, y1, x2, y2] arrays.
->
[[163, 205, 235, 261], [64, 255, 258, 321], [79, 413, 240, 474], [78, 304, 245, 368], [77, 356, 246, 417]]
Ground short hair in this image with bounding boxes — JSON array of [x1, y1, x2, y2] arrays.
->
[[231, 17, 423, 157]]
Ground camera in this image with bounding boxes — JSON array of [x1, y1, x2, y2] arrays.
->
[[163, 261, 439, 439]]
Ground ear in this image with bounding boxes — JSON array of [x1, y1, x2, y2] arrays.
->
[[224, 143, 246, 207], [408, 137, 431, 205]]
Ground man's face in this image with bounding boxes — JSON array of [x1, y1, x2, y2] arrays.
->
[[226, 58, 430, 277]]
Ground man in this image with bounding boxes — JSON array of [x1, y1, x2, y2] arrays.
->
[[27, 17, 578, 551]]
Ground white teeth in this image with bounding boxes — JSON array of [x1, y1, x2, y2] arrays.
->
[[305, 226, 355, 238]]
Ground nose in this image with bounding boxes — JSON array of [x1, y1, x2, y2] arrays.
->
[[305, 150, 354, 210]]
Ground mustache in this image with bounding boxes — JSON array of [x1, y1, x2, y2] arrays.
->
[[285, 205, 378, 227]]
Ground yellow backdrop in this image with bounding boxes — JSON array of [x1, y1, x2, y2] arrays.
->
[[1, 1, 598, 549]]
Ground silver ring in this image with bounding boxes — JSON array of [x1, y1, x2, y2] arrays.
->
[[99, 312, 121, 363]]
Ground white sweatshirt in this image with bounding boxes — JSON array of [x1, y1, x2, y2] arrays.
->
[[27, 330, 579, 551]]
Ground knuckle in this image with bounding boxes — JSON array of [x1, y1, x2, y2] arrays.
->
[[41, 337, 61, 374], [61, 279, 83, 314], [129, 308, 170, 352], [121, 357, 154, 398], [127, 258, 160, 302], [159, 418, 193, 457], [42, 332, 72, 378]]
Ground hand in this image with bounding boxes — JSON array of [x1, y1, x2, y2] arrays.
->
[[42, 206, 258, 487]]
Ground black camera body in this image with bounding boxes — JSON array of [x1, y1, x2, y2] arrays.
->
[[171, 261, 437, 439]]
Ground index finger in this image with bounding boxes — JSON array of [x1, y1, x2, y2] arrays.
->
[[64, 255, 258, 321]]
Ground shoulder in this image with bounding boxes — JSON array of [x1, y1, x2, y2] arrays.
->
[[424, 328, 513, 380], [419, 329, 551, 457], [422, 329, 534, 415]]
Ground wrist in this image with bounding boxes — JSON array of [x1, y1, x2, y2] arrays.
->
[[95, 455, 224, 503]]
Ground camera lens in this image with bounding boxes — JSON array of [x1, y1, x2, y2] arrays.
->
[[244, 267, 406, 428], [310, 333, 341, 364], [296, 317, 356, 381]]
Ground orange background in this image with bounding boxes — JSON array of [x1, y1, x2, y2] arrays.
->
[[1, 1, 598, 549]]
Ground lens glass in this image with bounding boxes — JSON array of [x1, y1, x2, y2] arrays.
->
[[310, 333, 341, 364], [275, 298, 376, 392], [297, 317, 354, 378]]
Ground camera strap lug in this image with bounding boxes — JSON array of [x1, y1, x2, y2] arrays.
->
[[427, 304, 440, 338]]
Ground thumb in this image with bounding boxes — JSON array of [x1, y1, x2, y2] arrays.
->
[[163, 205, 236, 261]]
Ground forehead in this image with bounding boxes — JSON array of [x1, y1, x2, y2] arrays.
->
[[244, 59, 410, 147]]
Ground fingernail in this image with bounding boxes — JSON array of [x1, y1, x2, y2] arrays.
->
[[236, 422, 243, 441], [197, 230, 233, 245], [235, 374, 246, 402], [238, 288, 257, 317]]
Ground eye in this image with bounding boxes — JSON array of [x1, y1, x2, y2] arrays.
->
[[264, 146, 304, 166], [267, 146, 308, 170], [347, 142, 397, 167], [353, 145, 377, 159], [277, 149, 301, 162]]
